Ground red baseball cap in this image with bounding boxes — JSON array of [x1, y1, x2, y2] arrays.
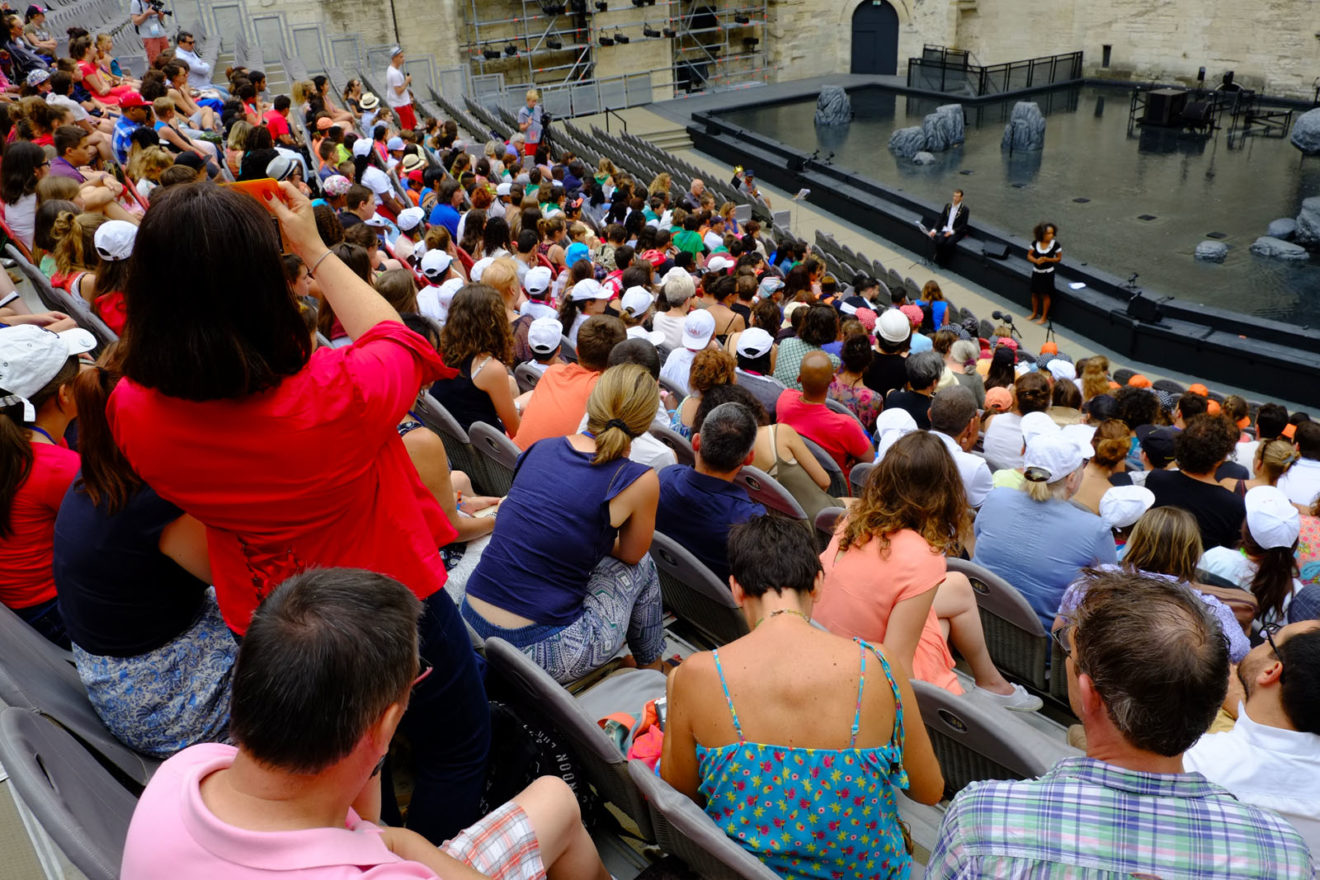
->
[[119, 91, 149, 109]]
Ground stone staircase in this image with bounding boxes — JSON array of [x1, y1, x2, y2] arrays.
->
[[638, 126, 692, 153]]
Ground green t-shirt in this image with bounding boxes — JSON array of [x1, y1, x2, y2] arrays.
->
[[673, 229, 704, 255]]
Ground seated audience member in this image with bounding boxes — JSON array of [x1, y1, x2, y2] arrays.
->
[[0, 324, 93, 646], [817, 432, 1040, 709], [1280, 421, 1320, 509], [656, 401, 764, 582], [1201, 485, 1303, 627], [462, 364, 665, 684], [884, 350, 943, 431], [662, 514, 943, 879], [829, 332, 882, 434], [660, 309, 715, 396], [1057, 507, 1251, 663], [670, 348, 735, 438], [981, 370, 1051, 472], [1147, 414, 1246, 550], [522, 316, 564, 374], [559, 277, 611, 348], [1233, 401, 1288, 474], [773, 304, 840, 391], [121, 568, 610, 880], [106, 182, 487, 844], [1121, 423, 1178, 487], [775, 350, 873, 473], [602, 339, 677, 471], [1071, 419, 1131, 513], [926, 385, 993, 508], [429, 284, 520, 435], [1223, 438, 1299, 495], [929, 569, 1312, 878], [972, 433, 1117, 629], [863, 309, 912, 398], [652, 268, 695, 350], [54, 359, 234, 756], [513, 315, 623, 450], [1185, 620, 1320, 854], [732, 323, 784, 420]]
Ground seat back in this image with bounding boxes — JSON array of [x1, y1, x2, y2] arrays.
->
[[627, 761, 780, 880], [797, 435, 849, 497], [824, 396, 867, 432], [6, 245, 118, 349], [482, 638, 654, 839], [0, 603, 158, 787], [912, 680, 1074, 797], [945, 557, 1048, 691], [734, 466, 807, 519], [648, 423, 695, 468], [650, 531, 747, 649], [813, 506, 846, 551], [0, 708, 140, 880], [411, 394, 487, 492], [469, 420, 521, 496], [659, 374, 687, 400], [849, 460, 875, 496], [514, 361, 542, 394]]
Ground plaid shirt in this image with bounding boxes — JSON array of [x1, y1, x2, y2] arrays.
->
[[112, 115, 142, 166], [929, 756, 1313, 879]]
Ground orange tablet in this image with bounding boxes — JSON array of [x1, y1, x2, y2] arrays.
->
[[226, 177, 284, 204]]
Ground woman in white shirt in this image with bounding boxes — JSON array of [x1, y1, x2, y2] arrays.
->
[[1, 141, 46, 251], [352, 140, 405, 219], [982, 370, 1051, 472]]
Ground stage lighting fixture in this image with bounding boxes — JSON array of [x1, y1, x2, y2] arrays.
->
[[643, 24, 660, 37], [594, 0, 608, 10], [546, 37, 563, 48], [504, 43, 518, 56], [614, 29, 629, 42], [734, 13, 749, 23], [742, 36, 758, 47], [482, 48, 501, 60], [662, 26, 676, 36], [599, 34, 614, 45]]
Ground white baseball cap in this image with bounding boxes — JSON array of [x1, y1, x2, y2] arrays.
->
[[1245, 485, 1301, 549], [876, 308, 911, 344], [706, 254, 734, 273], [469, 256, 494, 283], [570, 279, 610, 302], [1060, 423, 1097, 461], [0, 325, 95, 421], [1046, 358, 1076, 383], [364, 213, 391, 228], [620, 286, 654, 318], [682, 308, 715, 350], [351, 137, 373, 158], [93, 220, 137, 262], [420, 250, 454, 280], [735, 327, 774, 359], [528, 317, 564, 355], [873, 407, 918, 460], [523, 265, 552, 296], [396, 207, 425, 232], [1020, 411, 1061, 448], [416, 276, 465, 325], [1024, 433, 1084, 484], [495, 181, 512, 197], [1099, 485, 1155, 530]]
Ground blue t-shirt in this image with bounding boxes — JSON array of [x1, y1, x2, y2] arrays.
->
[[971, 487, 1116, 629], [465, 438, 650, 625], [656, 466, 765, 583], [427, 203, 460, 238]]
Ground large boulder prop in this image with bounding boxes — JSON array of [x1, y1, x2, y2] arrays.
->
[[922, 104, 965, 152], [1267, 218, 1297, 240], [1194, 241, 1228, 263], [1250, 236, 1310, 261], [814, 86, 852, 126], [1294, 196, 1320, 246], [1001, 102, 1046, 152], [912, 151, 937, 166], [888, 126, 927, 158], [1290, 108, 1320, 154]]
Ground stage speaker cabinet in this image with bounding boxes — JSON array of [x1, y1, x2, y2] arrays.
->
[[981, 242, 1010, 259], [787, 155, 806, 172], [1126, 294, 1164, 324], [1143, 88, 1188, 127]]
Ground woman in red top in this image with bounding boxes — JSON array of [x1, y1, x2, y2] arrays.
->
[[105, 181, 489, 845], [70, 35, 132, 107], [0, 324, 96, 647]]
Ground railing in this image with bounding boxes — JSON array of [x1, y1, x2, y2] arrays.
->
[[907, 50, 1083, 97]]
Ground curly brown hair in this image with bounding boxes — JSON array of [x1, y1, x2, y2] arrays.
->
[[839, 432, 968, 556], [439, 284, 513, 366], [689, 348, 736, 394]]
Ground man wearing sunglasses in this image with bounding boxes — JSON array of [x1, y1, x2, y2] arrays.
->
[[1185, 619, 1320, 856], [929, 569, 1312, 879]]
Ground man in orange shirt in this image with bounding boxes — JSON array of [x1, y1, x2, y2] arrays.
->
[[513, 316, 626, 450]]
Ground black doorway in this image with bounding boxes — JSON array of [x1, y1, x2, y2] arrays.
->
[[850, 1, 899, 75]]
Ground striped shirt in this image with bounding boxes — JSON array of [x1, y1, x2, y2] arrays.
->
[[929, 756, 1313, 879]]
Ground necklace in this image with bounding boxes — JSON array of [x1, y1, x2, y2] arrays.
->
[[754, 608, 811, 629]]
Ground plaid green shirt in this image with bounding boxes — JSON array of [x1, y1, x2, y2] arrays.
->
[[929, 756, 1313, 879]]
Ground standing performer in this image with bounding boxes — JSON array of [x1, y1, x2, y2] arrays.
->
[[1027, 221, 1061, 324]]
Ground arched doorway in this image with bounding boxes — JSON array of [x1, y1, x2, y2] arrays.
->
[[850, 1, 899, 75]]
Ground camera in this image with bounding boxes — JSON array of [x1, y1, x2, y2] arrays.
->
[[147, 0, 172, 16]]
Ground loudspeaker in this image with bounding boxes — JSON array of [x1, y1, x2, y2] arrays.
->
[[1126, 294, 1164, 323], [1143, 88, 1188, 127], [787, 155, 806, 172], [981, 243, 1010, 259]]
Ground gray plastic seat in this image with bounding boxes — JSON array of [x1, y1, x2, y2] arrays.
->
[[648, 423, 696, 468], [797, 434, 850, 497], [6, 245, 118, 349], [945, 557, 1049, 693], [483, 638, 655, 840], [813, 505, 846, 551], [627, 760, 779, 880], [469, 420, 521, 496], [659, 374, 687, 400], [0, 708, 140, 880], [514, 362, 542, 394], [650, 530, 748, 649], [734, 466, 807, 519], [849, 460, 875, 496], [412, 394, 487, 494]]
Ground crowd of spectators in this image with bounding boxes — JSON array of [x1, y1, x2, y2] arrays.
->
[[0, 25, 1317, 879]]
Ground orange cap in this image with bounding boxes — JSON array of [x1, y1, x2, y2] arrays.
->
[[1188, 383, 1209, 396], [1283, 423, 1297, 440], [1040, 341, 1058, 355], [1206, 400, 1221, 416], [1129, 374, 1152, 388], [1237, 416, 1251, 430]]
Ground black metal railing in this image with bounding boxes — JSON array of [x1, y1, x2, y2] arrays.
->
[[907, 49, 1084, 97]]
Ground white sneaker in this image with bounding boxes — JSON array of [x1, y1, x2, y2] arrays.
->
[[975, 683, 1043, 712]]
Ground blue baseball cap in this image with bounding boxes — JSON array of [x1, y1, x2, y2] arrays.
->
[[565, 242, 591, 269]]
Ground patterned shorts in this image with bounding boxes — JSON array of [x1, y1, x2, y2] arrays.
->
[[441, 801, 545, 880]]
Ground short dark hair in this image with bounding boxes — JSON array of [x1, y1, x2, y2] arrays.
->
[[1085, 393, 1117, 422], [930, 385, 977, 436], [1175, 414, 1235, 475], [697, 402, 757, 472], [273, 94, 291, 112], [1115, 386, 1159, 431], [1296, 421, 1320, 460], [121, 183, 311, 400], [53, 125, 86, 156], [839, 334, 872, 374], [1052, 377, 1082, 410], [229, 568, 421, 773], [1256, 402, 1289, 440], [49, 70, 73, 96], [607, 337, 660, 378], [799, 304, 838, 347], [344, 184, 373, 211], [728, 514, 821, 597], [1177, 393, 1208, 420], [1278, 627, 1320, 735], [576, 315, 626, 371], [694, 382, 768, 431], [1071, 568, 1228, 756]]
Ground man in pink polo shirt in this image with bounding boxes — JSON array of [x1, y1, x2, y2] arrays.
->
[[121, 568, 608, 880]]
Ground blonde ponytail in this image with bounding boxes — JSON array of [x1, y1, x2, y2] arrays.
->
[[585, 364, 659, 466]]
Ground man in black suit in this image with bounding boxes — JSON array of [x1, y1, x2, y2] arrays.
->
[[928, 188, 969, 266]]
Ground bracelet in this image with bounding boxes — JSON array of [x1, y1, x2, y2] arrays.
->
[[309, 249, 333, 276]]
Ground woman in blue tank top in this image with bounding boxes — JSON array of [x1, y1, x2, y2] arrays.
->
[[663, 515, 945, 880], [462, 363, 666, 683]]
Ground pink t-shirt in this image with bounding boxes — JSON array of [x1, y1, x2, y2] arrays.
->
[[814, 527, 961, 694], [121, 743, 438, 879], [773, 389, 873, 473]]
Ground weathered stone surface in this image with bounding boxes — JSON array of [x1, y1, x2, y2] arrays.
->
[[1290, 108, 1320, 154], [921, 105, 965, 152], [1267, 217, 1297, 240], [1194, 241, 1228, 262], [1294, 196, 1320, 246], [1250, 236, 1310, 260], [813, 85, 852, 126], [888, 126, 927, 158], [938, 104, 965, 145], [912, 151, 937, 165], [1001, 102, 1046, 152]]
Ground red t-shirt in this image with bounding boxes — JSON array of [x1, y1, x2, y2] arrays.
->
[[106, 322, 459, 634], [0, 443, 79, 610], [774, 389, 873, 473], [263, 110, 290, 140]]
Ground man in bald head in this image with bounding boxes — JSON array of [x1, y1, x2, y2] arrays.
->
[[774, 350, 875, 472]]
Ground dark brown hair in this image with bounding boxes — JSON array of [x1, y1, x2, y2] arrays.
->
[[71, 357, 143, 514], [1014, 371, 1051, 415], [0, 356, 79, 536], [1089, 419, 1130, 469], [440, 284, 513, 366], [840, 431, 967, 556]]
